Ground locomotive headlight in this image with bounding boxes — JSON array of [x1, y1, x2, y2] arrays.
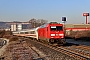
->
[[59, 34, 64, 36], [51, 34, 55, 36]]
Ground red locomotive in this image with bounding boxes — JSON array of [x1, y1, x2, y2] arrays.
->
[[38, 23, 66, 44]]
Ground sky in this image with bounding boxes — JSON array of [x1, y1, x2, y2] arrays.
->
[[0, 0, 90, 24]]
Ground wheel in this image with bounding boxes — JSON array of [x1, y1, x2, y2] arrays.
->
[[38, 39, 40, 42], [49, 39, 54, 44], [59, 39, 66, 44]]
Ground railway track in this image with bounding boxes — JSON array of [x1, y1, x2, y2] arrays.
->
[[54, 47, 90, 60], [25, 38, 90, 60], [63, 45, 90, 58], [43, 43, 90, 60]]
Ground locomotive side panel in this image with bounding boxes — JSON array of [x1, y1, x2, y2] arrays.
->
[[38, 27, 49, 41]]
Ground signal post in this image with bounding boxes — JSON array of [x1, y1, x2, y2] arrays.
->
[[62, 17, 67, 37]]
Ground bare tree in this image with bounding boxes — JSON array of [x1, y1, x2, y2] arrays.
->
[[28, 18, 36, 23], [36, 19, 48, 27], [28, 19, 48, 28]]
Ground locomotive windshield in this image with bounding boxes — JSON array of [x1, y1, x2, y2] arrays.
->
[[50, 26, 63, 31]]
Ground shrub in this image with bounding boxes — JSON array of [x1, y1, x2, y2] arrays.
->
[[3, 35, 11, 39]]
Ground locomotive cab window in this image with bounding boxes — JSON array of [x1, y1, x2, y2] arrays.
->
[[50, 26, 63, 31]]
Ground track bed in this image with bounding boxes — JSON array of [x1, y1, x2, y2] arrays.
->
[[26, 38, 90, 60]]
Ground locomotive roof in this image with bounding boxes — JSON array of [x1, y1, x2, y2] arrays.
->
[[39, 23, 48, 28], [39, 23, 63, 28]]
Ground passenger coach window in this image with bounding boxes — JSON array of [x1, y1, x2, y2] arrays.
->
[[50, 26, 63, 31], [25, 32, 28, 34], [20, 32, 25, 34], [30, 31, 35, 34]]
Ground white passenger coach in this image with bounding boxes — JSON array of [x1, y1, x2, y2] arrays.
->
[[13, 27, 39, 40]]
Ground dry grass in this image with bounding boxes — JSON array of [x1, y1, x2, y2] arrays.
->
[[9, 36, 18, 42], [3, 35, 11, 39], [66, 30, 90, 40]]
